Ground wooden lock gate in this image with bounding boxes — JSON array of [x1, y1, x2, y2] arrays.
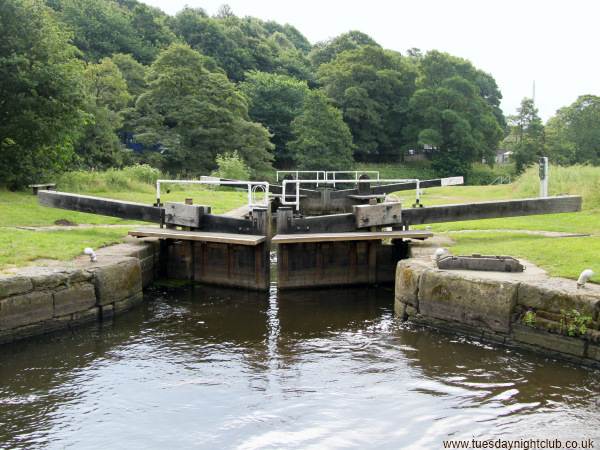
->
[[38, 188, 582, 291]]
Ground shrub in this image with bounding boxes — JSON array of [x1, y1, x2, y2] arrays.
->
[[57, 164, 160, 192], [211, 151, 250, 181]]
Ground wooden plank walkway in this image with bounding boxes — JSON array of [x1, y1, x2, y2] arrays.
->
[[271, 230, 432, 244], [129, 227, 266, 246]]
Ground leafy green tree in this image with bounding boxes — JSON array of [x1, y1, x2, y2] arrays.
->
[[287, 90, 354, 170], [132, 44, 273, 177], [507, 98, 545, 172], [546, 95, 600, 165], [171, 8, 312, 83], [240, 72, 310, 167], [111, 53, 147, 100], [408, 76, 503, 177], [52, 0, 174, 63], [317, 45, 418, 161], [74, 58, 131, 169], [309, 31, 379, 67], [0, 0, 87, 188], [262, 21, 312, 53], [419, 50, 505, 129], [543, 113, 575, 165]]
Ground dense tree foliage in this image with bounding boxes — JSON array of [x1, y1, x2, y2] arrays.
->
[[505, 98, 545, 173], [240, 71, 310, 167], [74, 58, 131, 169], [545, 95, 600, 165], [287, 90, 354, 170], [0, 0, 88, 188], [170, 7, 312, 82], [131, 44, 273, 178], [1, 0, 527, 187], [317, 45, 417, 161], [309, 31, 379, 67], [49, 0, 175, 63], [408, 76, 503, 176]]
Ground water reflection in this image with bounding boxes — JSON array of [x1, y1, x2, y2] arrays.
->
[[0, 283, 598, 449]]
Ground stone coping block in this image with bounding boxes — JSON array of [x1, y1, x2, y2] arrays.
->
[[512, 324, 586, 357], [517, 280, 600, 318], [89, 257, 142, 306], [53, 283, 97, 317], [0, 291, 54, 330], [395, 260, 431, 308], [418, 270, 518, 334]]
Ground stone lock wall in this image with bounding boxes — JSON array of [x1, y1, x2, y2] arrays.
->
[[0, 239, 159, 345], [395, 259, 600, 367]]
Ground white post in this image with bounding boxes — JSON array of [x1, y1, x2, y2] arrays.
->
[[295, 180, 300, 210], [539, 157, 549, 197]]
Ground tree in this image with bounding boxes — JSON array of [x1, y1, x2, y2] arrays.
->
[[171, 8, 312, 83], [240, 71, 310, 167], [507, 98, 545, 173], [287, 90, 354, 170], [132, 44, 274, 178], [546, 95, 600, 165], [408, 76, 503, 177], [74, 58, 131, 169], [317, 46, 418, 161], [419, 50, 506, 129], [0, 0, 87, 188], [111, 53, 147, 100], [309, 31, 379, 67], [52, 0, 174, 63]]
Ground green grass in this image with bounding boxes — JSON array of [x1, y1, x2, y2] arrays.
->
[[449, 232, 600, 283], [390, 165, 600, 282], [0, 228, 127, 270], [0, 166, 249, 268]]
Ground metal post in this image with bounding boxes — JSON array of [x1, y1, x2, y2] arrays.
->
[[539, 157, 549, 197]]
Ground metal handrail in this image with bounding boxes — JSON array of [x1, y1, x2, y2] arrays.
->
[[325, 171, 380, 188], [156, 179, 269, 208], [280, 178, 418, 210]]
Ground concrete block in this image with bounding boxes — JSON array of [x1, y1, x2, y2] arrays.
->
[[512, 324, 586, 357], [0, 276, 33, 299], [53, 283, 97, 317], [91, 258, 142, 306], [0, 291, 53, 330], [418, 270, 518, 333], [113, 292, 144, 314]]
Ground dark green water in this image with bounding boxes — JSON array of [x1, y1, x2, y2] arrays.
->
[[0, 284, 599, 449]]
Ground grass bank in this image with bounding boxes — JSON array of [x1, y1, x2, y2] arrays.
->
[[0, 166, 247, 269], [392, 165, 600, 282]]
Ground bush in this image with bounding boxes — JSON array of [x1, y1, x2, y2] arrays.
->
[[355, 161, 437, 180], [211, 151, 250, 181], [466, 163, 515, 185], [57, 164, 161, 192]]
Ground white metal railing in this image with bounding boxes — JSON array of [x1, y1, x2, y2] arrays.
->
[[276, 171, 326, 185], [156, 179, 269, 208], [275, 170, 381, 188], [280, 176, 464, 210], [324, 171, 380, 188], [280, 178, 418, 210]]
